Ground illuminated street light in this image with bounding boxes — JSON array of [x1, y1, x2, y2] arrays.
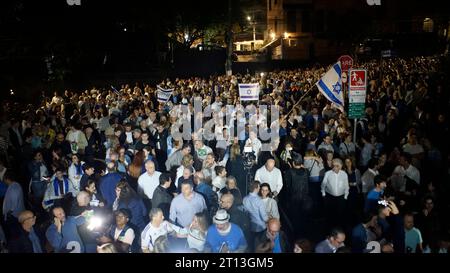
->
[[284, 32, 289, 39], [247, 16, 251, 21], [270, 32, 276, 40]]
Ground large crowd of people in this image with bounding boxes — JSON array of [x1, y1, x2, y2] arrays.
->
[[0, 55, 449, 253]]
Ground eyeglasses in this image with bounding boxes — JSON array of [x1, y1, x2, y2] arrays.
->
[[21, 215, 36, 223]]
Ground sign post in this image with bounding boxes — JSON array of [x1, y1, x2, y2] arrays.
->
[[348, 69, 367, 142], [338, 55, 353, 112]]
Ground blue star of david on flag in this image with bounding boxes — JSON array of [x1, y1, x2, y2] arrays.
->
[[332, 82, 341, 94], [315, 62, 344, 111]]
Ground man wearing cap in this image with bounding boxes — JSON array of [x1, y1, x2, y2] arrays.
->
[[204, 209, 247, 253]]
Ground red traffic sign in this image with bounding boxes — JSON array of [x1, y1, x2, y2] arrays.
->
[[349, 69, 367, 91], [338, 55, 354, 71]]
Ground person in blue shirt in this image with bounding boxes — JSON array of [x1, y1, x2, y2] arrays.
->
[[351, 212, 379, 253], [257, 218, 290, 253], [204, 209, 247, 253], [194, 171, 217, 212], [99, 161, 123, 207], [365, 175, 387, 213], [45, 206, 86, 253]]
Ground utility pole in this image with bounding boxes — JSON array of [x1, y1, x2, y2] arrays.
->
[[225, 0, 233, 76]]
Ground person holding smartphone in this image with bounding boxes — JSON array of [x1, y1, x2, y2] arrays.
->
[[45, 206, 86, 253]]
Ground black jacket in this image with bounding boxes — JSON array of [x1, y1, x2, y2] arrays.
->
[[227, 205, 251, 243], [152, 185, 173, 219], [8, 227, 44, 253], [284, 167, 309, 203], [226, 156, 248, 196]]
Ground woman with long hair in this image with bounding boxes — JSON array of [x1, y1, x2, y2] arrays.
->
[[113, 180, 147, 232], [127, 151, 146, 191], [258, 183, 280, 219], [225, 144, 247, 195], [176, 211, 210, 252]]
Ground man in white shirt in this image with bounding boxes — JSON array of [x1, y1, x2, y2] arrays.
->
[[321, 158, 349, 229], [391, 153, 420, 193], [141, 208, 181, 253], [254, 158, 283, 197], [138, 160, 161, 210]]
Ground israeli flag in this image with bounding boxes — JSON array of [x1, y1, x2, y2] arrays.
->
[[316, 62, 344, 111], [238, 83, 259, 101], [157, 85, 174, 103]]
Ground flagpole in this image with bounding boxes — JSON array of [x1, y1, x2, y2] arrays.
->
[[282, 83, 316, 121]]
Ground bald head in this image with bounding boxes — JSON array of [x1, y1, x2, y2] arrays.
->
[[267, 218, 281, 235], [145, 160, 156, 175], [220, 193, 234, 210], [18, 210, 36, 231], [77, 191, 91, 207], [18, 210, 34, 224]]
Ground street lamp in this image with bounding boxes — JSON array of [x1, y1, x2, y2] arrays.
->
[[270, 32, 276, 40]]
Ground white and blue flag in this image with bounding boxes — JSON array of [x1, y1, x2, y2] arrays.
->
[[316, 61, 344, 111], [157, 85, 174, 103], [238, 83, 259, 101]]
